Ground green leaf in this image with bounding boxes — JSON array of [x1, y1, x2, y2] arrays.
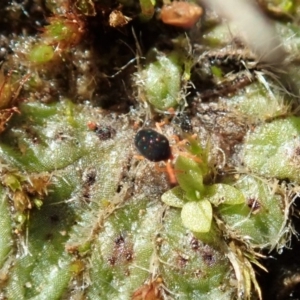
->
[[175, 156, 204, 194], [161, 186, 186, 207], [181, 200, 213, 233], [217, 175, 287, 248], [205, 184, 246, 206]]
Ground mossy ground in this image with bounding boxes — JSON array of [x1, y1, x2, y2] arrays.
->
[[0, 1, 300, 299]]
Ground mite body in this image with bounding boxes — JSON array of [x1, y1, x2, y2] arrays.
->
[[134, 129, 172, 162]]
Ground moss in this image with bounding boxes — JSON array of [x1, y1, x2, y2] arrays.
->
[[0, 186, 13, 269], [28, 45, 55, 64], [244, 117, 300, 183], [0, 0, 299, 299], [140, 50, 184, 110]]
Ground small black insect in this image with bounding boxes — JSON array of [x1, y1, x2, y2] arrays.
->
[[134, 129, 171, 162]]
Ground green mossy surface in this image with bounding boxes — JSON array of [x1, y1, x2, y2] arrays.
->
[[142, 51, 183, 110], [0, 101, 236, 299], [244, 117, 300, 183], [0, 0, 299, 299], [0, 187, 13, 268]]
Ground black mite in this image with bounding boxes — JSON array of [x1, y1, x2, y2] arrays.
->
[[134, 129, 172, 162]]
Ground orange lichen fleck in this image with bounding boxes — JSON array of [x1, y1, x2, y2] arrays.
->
[[160, 1, 203, 29], [87, 121, 97, 130]]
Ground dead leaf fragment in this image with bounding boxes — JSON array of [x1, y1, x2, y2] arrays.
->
[[109, 10, 132, 27]]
